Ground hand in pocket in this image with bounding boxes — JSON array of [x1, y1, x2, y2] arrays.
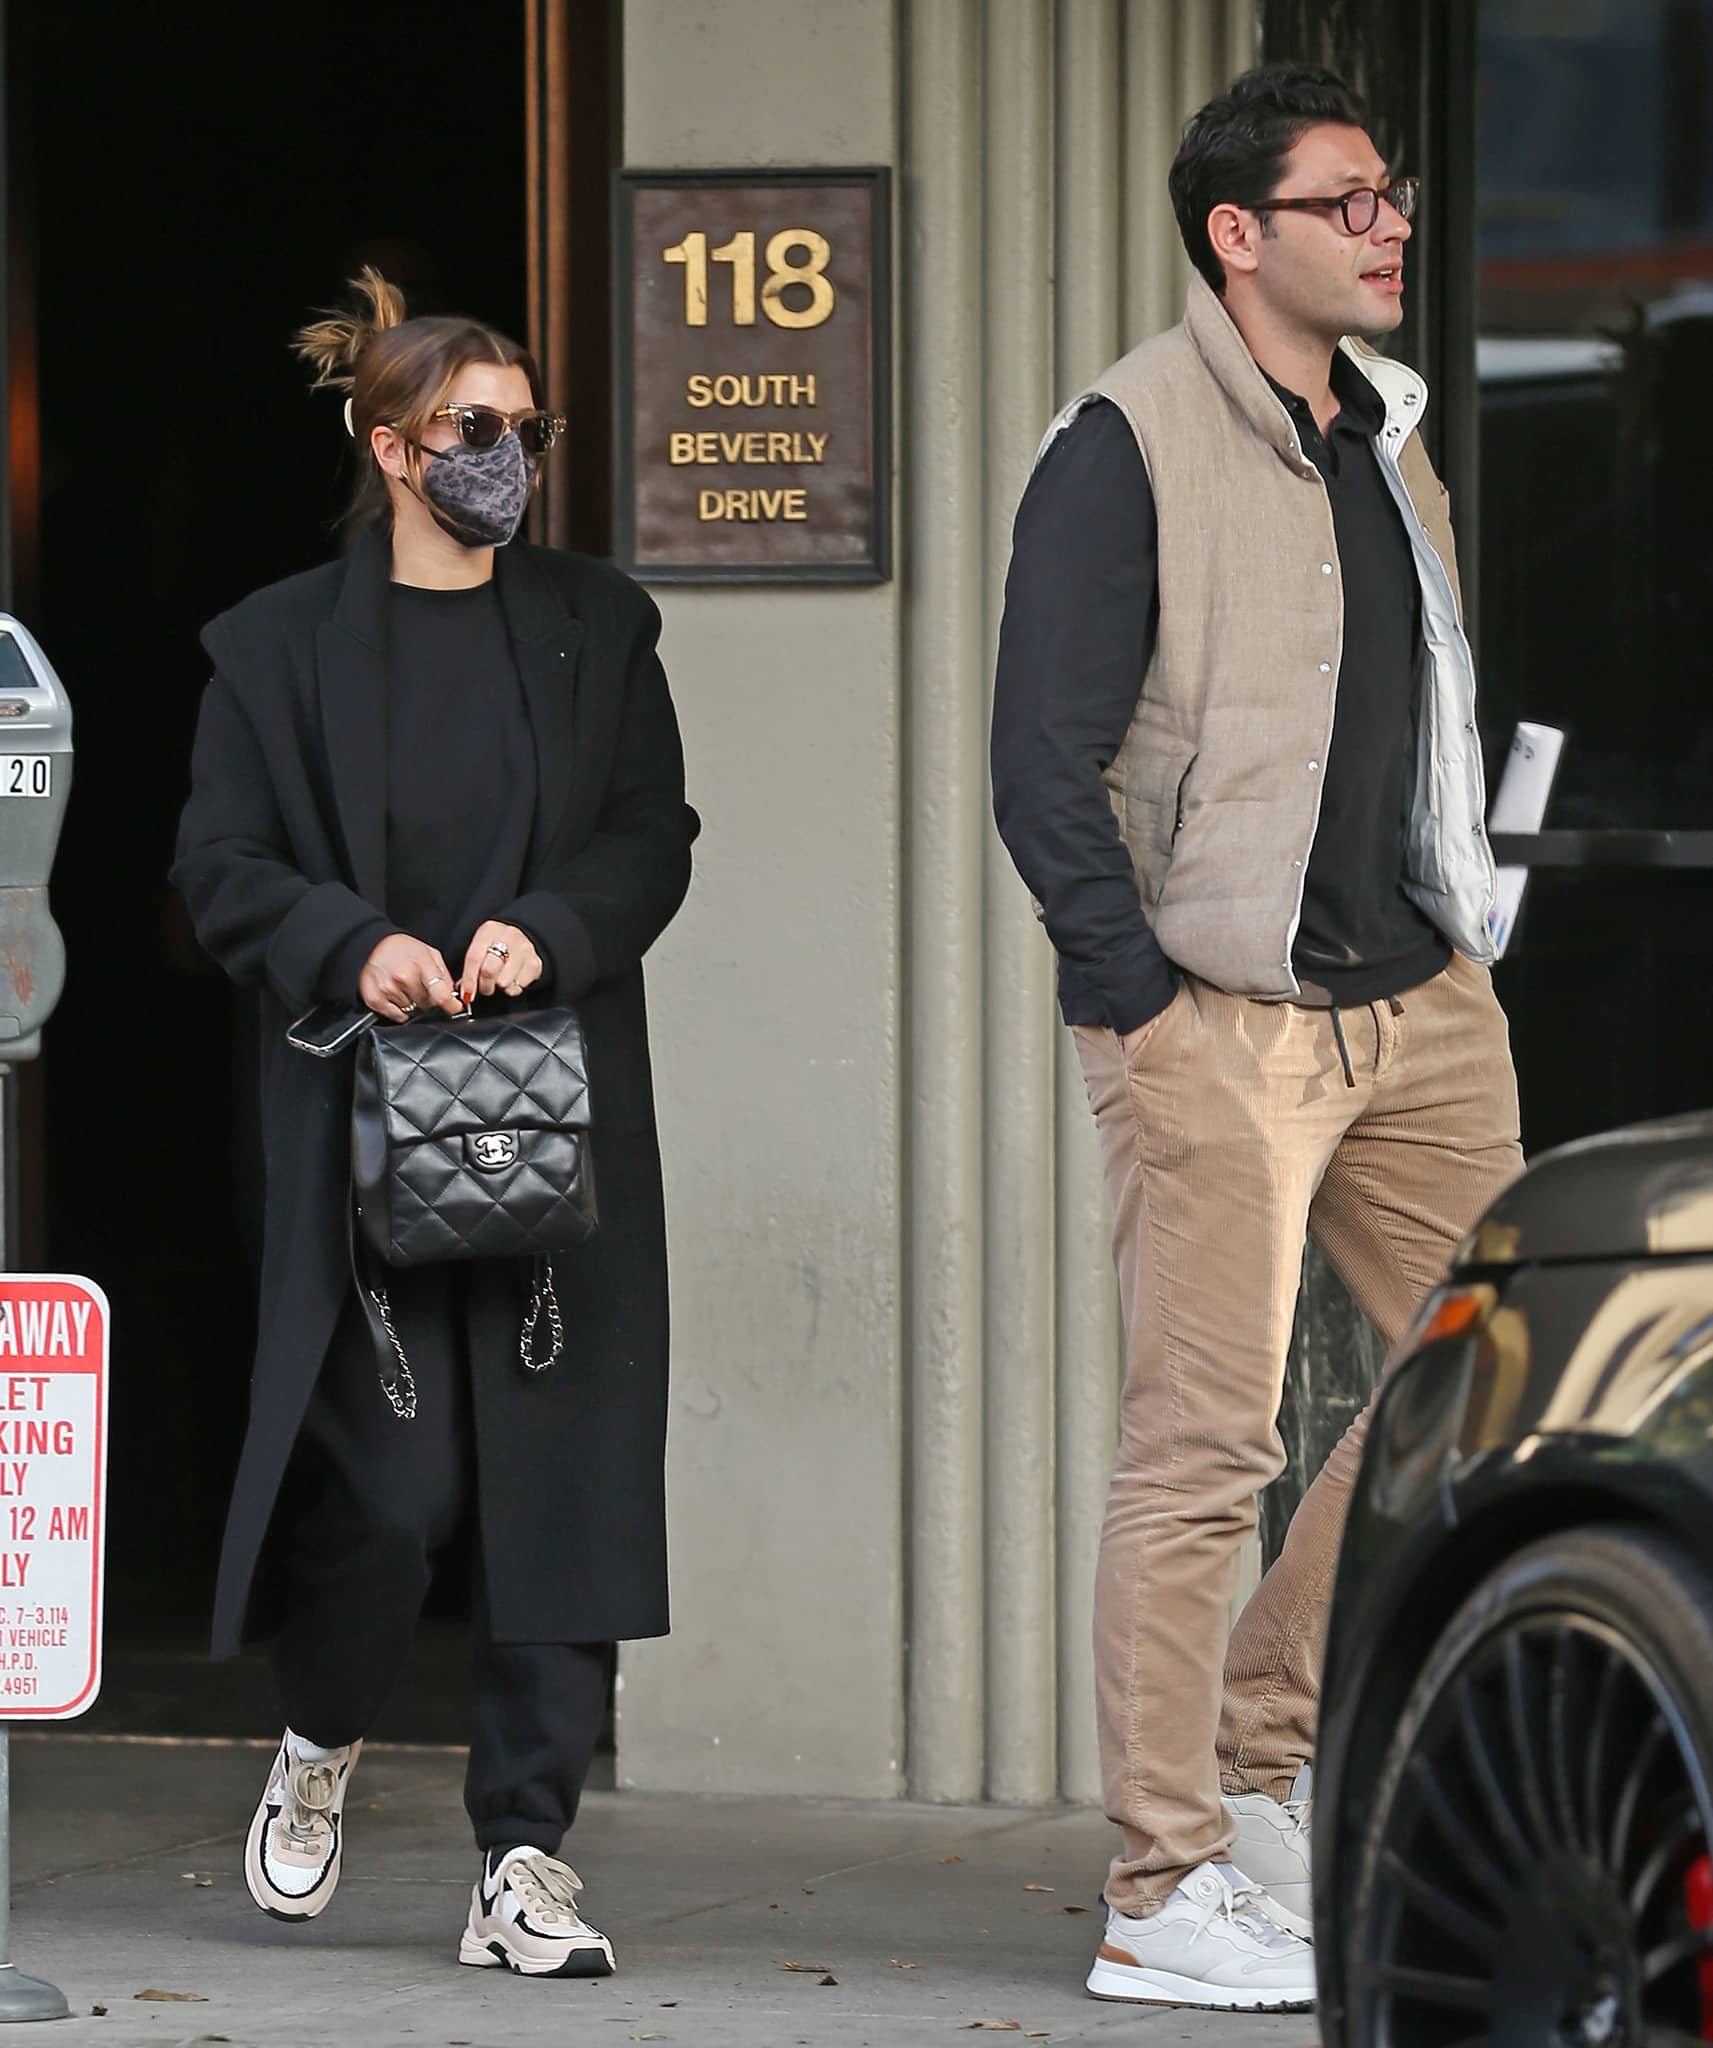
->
[[1118, 985, 1183, 1065]]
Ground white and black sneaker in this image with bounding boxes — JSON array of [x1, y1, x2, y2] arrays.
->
[[460, 1847, 616, 1978], [1085, 1861, 1314, 2010], [243, 1731, 361, 1921]]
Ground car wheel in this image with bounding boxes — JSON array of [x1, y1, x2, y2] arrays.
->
[[1346, 1526, 1713, 2047]]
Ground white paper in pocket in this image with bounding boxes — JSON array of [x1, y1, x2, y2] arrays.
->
[[1486, 721, 1565, 958]]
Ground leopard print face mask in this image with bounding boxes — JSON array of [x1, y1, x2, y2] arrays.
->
[[418, 431, 532, 547]]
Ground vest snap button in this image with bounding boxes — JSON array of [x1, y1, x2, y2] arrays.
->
[[1320, 562, 1333, 574], [1319, 662, 1332, 673], [1308, 761, 1319, 773]]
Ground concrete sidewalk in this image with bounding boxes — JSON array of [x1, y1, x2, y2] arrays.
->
[[1, 1737, 1318, 2047]]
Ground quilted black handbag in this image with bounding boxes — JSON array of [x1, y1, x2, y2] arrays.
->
[[351, 1005, 597, 1268], [290, 1002, 598, 1420]]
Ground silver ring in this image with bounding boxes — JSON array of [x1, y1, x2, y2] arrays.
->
[[400, 1001, 417, 1017], [427, 975, 444, 988], [486, 942, 510, 960]]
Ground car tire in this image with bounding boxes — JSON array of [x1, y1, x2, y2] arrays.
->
[[1339, 1524, 1713, 2047]]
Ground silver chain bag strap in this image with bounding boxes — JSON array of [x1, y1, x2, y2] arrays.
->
[[295, 1003, 598, 1419], [367, 1252, 564, 1422]]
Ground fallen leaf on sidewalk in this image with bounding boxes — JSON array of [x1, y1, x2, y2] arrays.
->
[[965, 2025, 1021, 2033], [133, 1990, 208, 2002], [1061, 1903, 1090, 1914], [1022, 1883, 1055, 1893], [778, 1961, 833, 1973], [818, 1974, 838, 1987], [90, 2007, 106, 2018], [939, 1853, 963, 1864], [888, 1958, 920, 1969], [801, 1885, 816, 1894]]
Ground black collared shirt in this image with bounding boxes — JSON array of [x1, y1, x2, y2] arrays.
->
[[1267, 357, 1449, 1004], [990, 350, 1447, 1029]]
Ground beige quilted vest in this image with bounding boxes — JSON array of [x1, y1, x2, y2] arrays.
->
[[1037, 273, 1496, 998]]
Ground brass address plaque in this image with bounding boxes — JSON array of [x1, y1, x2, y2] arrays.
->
[[614, 169, 891, 583]]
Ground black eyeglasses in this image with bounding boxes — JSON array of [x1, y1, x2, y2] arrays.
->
[[427, 403, 567, 458], [1255, 178, 1419, 236]]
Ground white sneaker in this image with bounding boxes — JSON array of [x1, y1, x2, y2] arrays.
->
[[1085, 1862, 1315, 2010], [459, 1847, 616, 1978], [243, 1731, 362, 1921], [1227, 1763, 1313, 1937]]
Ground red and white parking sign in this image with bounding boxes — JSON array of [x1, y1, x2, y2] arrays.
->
[[0, 1278, 108, 1719]]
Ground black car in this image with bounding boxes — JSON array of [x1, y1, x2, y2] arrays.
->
[[1315, 1112, 1713, 2048]]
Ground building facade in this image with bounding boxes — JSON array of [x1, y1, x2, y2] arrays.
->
[[3, 0, 1708, 1794], [612, 0, 1713, 1802]]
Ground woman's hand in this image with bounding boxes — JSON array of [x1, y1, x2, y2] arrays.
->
[[460, 921, 544, 1004], [358, 934, 464, 1023]]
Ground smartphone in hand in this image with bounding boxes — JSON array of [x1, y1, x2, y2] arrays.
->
[[285, 1003, 375, 1059]]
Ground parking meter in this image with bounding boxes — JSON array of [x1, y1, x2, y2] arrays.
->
[[0, 620, 68, 1062], [0, 618, 74, 2026]]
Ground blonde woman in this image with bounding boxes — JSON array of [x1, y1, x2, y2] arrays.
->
[[173, 271, 697, 1977]]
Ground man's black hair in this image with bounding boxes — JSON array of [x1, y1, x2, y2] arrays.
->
[[1168, 63, 1370, 295]]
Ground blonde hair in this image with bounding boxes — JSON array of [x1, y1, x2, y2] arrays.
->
[[293, 266, 542, 534]]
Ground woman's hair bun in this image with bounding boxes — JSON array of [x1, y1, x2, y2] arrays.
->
[[293, 266, 409, 391]]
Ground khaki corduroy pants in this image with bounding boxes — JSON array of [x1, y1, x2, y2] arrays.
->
[[1072, 950, 1523, 1916]]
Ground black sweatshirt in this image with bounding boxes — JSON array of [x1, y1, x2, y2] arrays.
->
[[385, 579, 537, 970], [991, 351, 1447, 1034]]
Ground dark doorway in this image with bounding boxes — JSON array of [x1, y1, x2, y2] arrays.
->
[[1471, 0, 1713, 1154], [1258, 0, 1713, 1558], [7, 1, 537, 1734], [1266, 0, 1713, 1158]]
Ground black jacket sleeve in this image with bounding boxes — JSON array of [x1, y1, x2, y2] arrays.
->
[[990, 399, 1176, 1036], [171, 672, 395, 1012], [494, 589, 700, 997]]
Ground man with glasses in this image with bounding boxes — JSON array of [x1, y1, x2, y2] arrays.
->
[[991, 64, 1522, 2010]]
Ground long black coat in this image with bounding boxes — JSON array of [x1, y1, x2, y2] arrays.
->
[[173, 529, 698, 1657]]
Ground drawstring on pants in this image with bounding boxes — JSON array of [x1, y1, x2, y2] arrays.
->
[[1330, 1006, 1356, 1089], [1327, 992, 1406, 1092]]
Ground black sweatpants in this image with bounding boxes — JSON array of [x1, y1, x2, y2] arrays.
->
[[269, 1263, 611, 1855]]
